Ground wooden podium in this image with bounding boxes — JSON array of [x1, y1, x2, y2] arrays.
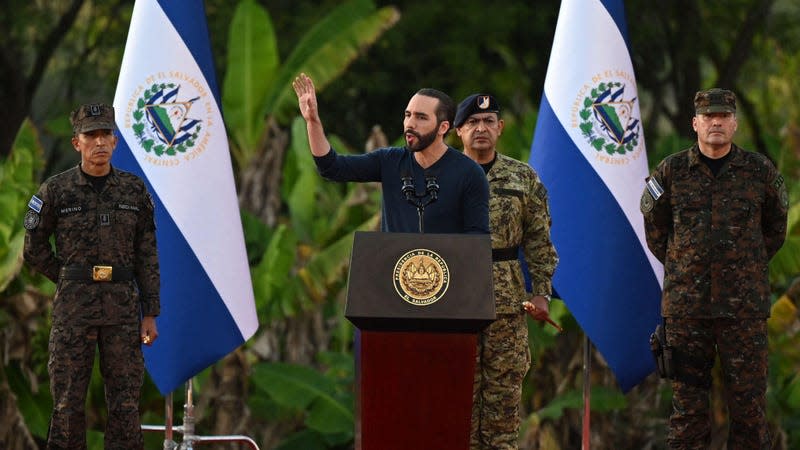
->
[[345, 231, 495, 450]]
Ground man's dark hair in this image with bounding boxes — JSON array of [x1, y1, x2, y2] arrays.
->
[[415, 88, 455, 137]]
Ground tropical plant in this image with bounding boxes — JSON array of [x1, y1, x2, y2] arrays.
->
[[250, 352, 355, 450], [223, 0, 400, 184], [0, 120, 50, 449]]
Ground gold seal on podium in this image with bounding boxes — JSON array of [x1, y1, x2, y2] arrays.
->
[[393, 249, 450, 306]]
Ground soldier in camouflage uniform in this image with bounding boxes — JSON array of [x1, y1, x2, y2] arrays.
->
[[23, 103, 160, 450], [641, 89, 788, 450], [455, 94, 558, 449]]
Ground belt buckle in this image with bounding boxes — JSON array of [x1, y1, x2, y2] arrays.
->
[[92, 265, 113, 281]]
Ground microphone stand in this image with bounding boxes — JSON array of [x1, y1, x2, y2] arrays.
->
[[401, 176, 439, 233]]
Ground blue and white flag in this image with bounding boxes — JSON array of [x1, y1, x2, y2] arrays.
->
[[529, 0, 663, 392], [113, 0, 258, 394]]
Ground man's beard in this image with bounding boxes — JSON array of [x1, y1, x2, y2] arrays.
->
[[404, 127, 438, 152]]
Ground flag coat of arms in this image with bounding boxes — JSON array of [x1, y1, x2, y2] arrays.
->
[[112, 0, 258, 394], [529, 0, 664, 391]]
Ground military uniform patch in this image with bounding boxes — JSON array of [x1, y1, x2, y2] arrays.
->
[[24, 210, 40, 230], [646, 177, 664, 201], [28, 195, 43, 213], [779, 183, 789, 209], [640, 190, 654, 213], [773, 175, 789, 209]]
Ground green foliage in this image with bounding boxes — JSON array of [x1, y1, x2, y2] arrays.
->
[[767, 288, 800, 448], [260, 0, 400, 125], [273, 430, 333, 450], [5, 362, 51, 438], [250, 211, 380, 324], [221, 0, 400, 169], [241, 209, 275, 266], [283, 125, 381, 245], [1, 119, 55, 445], [251, 223, 305, 321], [769, 201, 800, 287], [249, 116, 381, 323], [528, 299, 572, 355], [646, 132, 695, 169], [321, 0, 559, 145], [534, 386, 627, 421], [222, 0, 280, 157], [0, 119, 42, 293], [87, 430, 105, 450], [250, 354, 355, 447]]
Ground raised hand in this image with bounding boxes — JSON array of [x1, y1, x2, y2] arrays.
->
[[292, 73, 320, 123]]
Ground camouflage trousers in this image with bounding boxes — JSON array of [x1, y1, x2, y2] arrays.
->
[[47, 322, 144, 450], [470, 313, 531, 450], [666, 318, 770, 450]]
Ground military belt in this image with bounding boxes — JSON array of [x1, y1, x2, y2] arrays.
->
[[60, 265, 135, 282], [492, 246, 519, 262]]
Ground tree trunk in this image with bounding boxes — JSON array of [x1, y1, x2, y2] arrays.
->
[[237, 117, 288, 227]]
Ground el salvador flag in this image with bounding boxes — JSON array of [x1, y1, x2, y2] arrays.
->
[[112, 0, 258, 394], [529, 0, 664, 392]]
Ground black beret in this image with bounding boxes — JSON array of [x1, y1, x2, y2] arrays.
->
[[454, 94, 500, 128]]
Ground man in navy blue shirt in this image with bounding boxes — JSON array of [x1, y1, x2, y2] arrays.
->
[[293, 73, 489, 234]]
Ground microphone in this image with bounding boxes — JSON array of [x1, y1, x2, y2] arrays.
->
[[401, 177, 415, 201], [425, 176, 439, 201]]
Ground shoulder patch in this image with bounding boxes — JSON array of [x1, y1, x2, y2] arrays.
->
[[640, 190, 654, 213], [24, 210, 40, 230], [774, 174, 789, 209], [781, 188, 789, 209], [646, 177, 664, 201], [28, 195, 43, 213]]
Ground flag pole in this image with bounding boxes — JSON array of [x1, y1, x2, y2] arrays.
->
[[582, 334, 592, 450], [164, 391, 175, 449]]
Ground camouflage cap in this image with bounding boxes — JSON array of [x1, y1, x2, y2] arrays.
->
[[694, 88, 736, 115], [70, 103, 116, 134], [454, 93, 500, 128]]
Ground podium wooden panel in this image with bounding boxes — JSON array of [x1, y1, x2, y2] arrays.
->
[[355, 330, 477, 450], [345, 232, 494, 450]]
